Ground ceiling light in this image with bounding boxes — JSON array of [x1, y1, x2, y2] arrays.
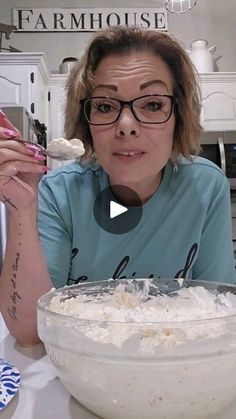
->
[[165, 0, 197, 13]]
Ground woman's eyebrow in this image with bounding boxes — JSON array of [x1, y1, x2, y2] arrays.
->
[[93, 80, 169, 92], [140, 79, 169, 90], [94, 84, 117, 91]]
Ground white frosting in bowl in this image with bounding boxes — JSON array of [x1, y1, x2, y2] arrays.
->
[[46, 280, 236, 350]]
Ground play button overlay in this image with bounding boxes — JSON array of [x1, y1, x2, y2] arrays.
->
[[93, 185, 143, 234], [110, 201, 128, 218]]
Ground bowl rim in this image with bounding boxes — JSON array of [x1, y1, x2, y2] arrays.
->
[[37, 278, 236, 326]]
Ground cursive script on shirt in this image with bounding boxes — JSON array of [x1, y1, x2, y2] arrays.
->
[[67, 243, 198, 285]]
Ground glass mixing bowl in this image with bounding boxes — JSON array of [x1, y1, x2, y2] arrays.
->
[[37, 278, 236, 419]]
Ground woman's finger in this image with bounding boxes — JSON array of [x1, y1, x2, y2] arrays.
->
[[0, 126, 21, 140], [0, 145, 45, 163], [0, 110, 22, 140], [0, 161, 50, 177], [0, 139, 45, 159]]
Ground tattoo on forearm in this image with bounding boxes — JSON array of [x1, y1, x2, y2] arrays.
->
[[7, 214, 22, 322], [2, 195, 18, 211], [7, 252, 21, 321]]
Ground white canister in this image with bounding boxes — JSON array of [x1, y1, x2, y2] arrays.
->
[[187, 39, 216, 73], [60, 57, 78, 74]]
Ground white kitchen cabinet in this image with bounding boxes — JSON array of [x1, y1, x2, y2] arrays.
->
[[47, 74, 73, 169], [199, 73, 236, 132], [0, 52, 50, 125], [47, 74, 67, 140]]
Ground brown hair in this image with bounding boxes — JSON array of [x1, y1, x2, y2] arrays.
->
[[65, 25, 202, 161]]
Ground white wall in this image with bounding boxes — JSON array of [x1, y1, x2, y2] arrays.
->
[[1, 0, 236, 72]]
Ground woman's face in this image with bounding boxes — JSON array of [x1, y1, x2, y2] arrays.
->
[[90, 51, 176, 200]]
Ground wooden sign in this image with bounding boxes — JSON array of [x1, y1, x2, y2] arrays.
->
[[12, 8, 168, 32]]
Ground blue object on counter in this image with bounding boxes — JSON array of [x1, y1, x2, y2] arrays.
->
[[0, 358, 21, 410]]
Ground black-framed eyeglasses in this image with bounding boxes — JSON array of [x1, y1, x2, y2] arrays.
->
[[80, 94, 177, 125]]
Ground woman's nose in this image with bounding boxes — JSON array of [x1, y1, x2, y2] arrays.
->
[[115, 108, 140, 138]]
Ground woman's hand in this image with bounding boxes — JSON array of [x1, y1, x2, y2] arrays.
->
[[0, 109, 49, 213]]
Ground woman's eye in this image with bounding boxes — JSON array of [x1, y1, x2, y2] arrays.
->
[[96, 103, 113, 113], [145, 101, 164, 112]]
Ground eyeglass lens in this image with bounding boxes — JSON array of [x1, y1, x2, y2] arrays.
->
[[83, 95, 173, 125]]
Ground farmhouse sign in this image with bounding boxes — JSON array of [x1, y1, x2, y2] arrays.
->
[[12, 8, 168, 32]]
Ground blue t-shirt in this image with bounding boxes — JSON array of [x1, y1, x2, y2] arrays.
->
[[38, 157, 236, 288]]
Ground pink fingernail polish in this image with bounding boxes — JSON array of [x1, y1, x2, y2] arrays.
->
[[40, 166, 51, 172], [34, 155, 47, 161], [25, 143, 41, 152], [26, 149, 37, 156], [0, 110, 6, 117], [3, 128, 17, 137]]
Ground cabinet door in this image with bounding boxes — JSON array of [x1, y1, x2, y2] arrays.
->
[[30, 69, 49, 125], [0, 67, 32, 109], [201, 92, 236, 131], [200, 75, 236, 131], [48, 78, 67, 140], [47, 77, 67, 169]]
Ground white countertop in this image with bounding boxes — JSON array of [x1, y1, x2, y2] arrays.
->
[[1, 313, 236, 419], [0, 314, 99, 419]]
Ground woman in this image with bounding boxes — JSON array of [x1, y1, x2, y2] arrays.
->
[[0, 26, 235, 346]]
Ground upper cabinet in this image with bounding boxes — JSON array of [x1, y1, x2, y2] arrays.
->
[[1, 53, 236, 135], [199, 73, 236, 132], [0, 53, 50, 125]]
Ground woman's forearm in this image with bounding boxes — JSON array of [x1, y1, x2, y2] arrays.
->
[[0, 209, 52, 346]]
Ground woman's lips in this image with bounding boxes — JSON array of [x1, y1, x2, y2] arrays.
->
[[114, 151, 144, 156], [112, 150, 146, 162]]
